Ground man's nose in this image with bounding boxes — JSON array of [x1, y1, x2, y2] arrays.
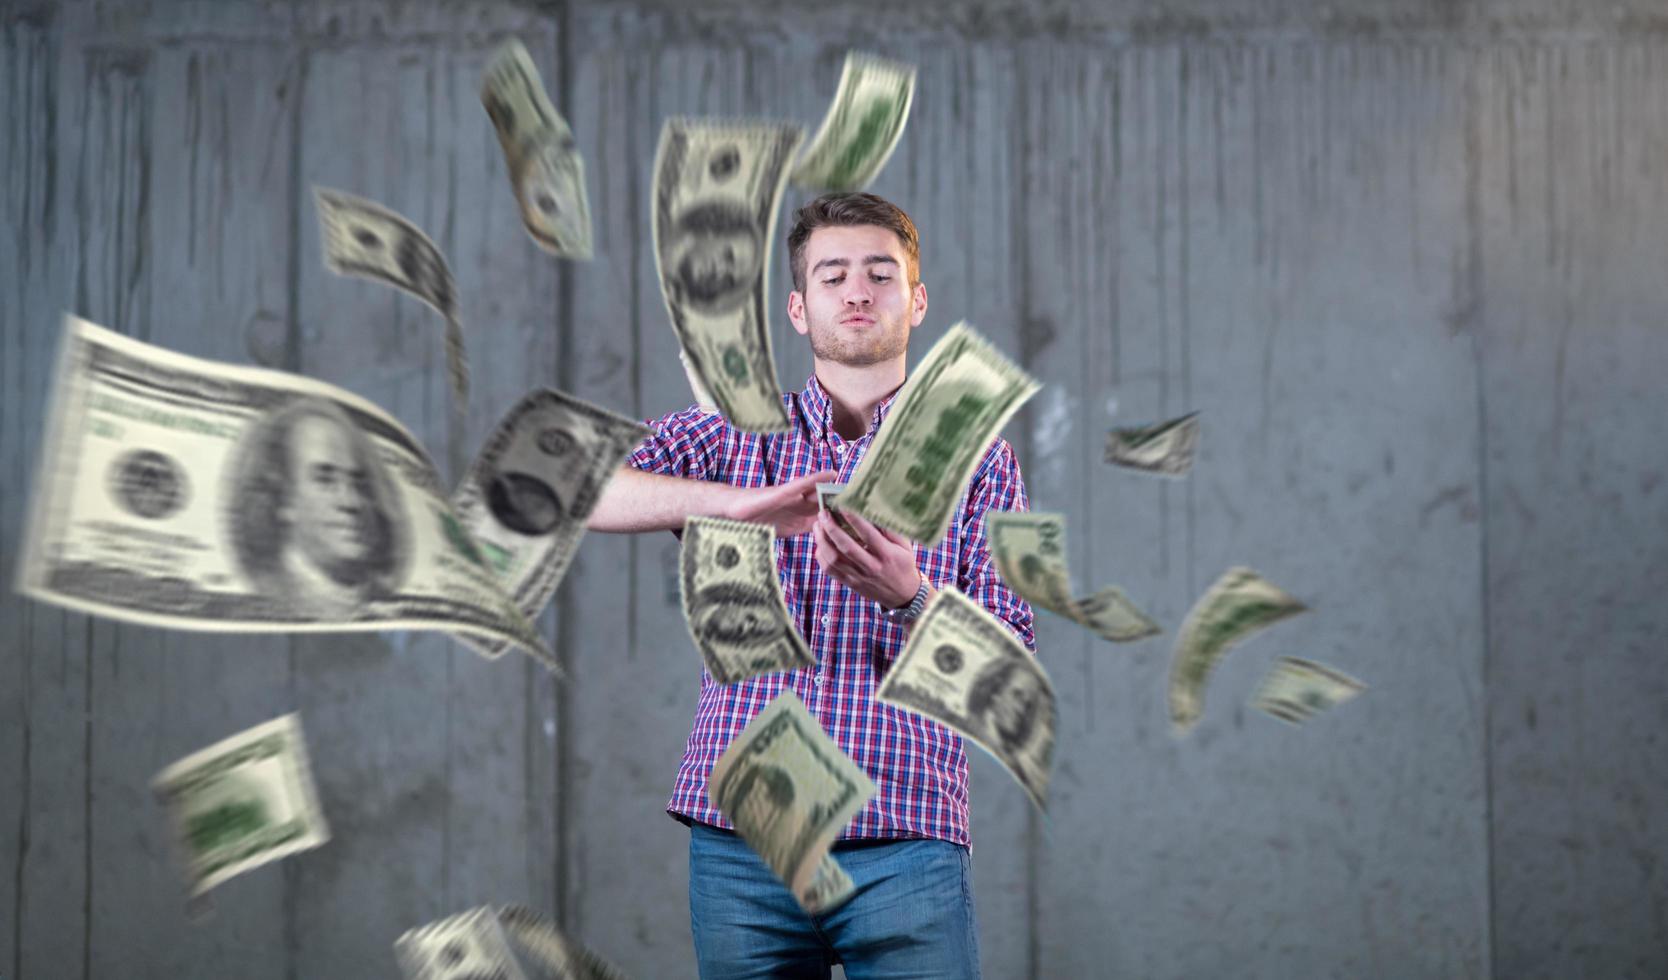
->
[[843, 283, 873, 305]]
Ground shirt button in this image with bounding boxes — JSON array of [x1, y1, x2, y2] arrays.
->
[[820, 614, 830, 626], [815, 675, 824, 686]]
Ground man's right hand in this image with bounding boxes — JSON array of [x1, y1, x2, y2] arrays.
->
[[724, 470, 837, 538]]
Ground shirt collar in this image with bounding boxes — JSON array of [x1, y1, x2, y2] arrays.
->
[[801, 373, 902, 443]]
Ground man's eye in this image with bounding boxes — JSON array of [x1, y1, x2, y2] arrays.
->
[[823, 275, 844, 285], [871, 274, 892, 283]]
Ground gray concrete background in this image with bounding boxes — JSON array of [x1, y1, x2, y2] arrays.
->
[[2, 1, 1664, 977]]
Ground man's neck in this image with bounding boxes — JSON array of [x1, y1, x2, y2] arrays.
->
[[814, 357, 906, 441]]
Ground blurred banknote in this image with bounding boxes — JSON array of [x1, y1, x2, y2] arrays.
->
[[482, 39, 594, 258], [678, 348, 720, 414], [711, 690, 874, 913], [680, 516, 813, 684], [791, 51, 916, 192], [1105, 411, 1199, 476], [395, 906, 526, 980], [875, 588, 1055, 810], [14, 315, 550, 661], [452, 389, 649, 670], [653, 118, 802, 432], [1169, 567, 1307, 734], [314, 186, 469, 409], [1251, 656, 1364, 725], [498, 905, 632, 980], [986, 510, 1160, 643], [841, 322, 1038, 547], [151, 713, 328, 896]]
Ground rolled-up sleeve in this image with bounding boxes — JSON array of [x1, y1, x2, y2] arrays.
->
[[625, 408, 727, 482], [957, 437, 1037, 653]]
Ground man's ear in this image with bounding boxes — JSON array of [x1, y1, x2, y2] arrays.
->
[[909, 280, 929, 328], [787, 289, 809, 336]]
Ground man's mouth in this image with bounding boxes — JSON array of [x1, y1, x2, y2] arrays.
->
[[840, 315, 875, 327]]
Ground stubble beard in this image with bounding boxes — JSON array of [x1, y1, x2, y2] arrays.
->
[[806, 309, 910, 367]]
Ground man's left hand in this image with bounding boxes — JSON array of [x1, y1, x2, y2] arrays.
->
[[813, 508, 921, 608]]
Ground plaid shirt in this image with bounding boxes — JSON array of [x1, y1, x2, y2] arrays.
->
[[627, 373, 1035, 846]]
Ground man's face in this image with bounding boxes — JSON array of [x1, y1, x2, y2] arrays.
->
[[988, 669, 1043, 748], [789, 224, 926, 367], [286, 413, 376, 571]]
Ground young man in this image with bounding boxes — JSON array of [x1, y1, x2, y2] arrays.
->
[[587, 192, 1034, 979]]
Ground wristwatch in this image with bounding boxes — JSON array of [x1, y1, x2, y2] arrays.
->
[[881, 574, 930, 625]]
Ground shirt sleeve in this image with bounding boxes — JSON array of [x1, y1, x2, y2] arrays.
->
[[957, 437, 1037, 653], [624, 407, 728, 482]]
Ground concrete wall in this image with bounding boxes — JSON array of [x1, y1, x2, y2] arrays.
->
[[2, 1, 1663, 977]]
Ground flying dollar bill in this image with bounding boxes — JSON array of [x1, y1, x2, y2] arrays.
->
[[314, 186, 470, 409], [653, 118, 802, 432], [791, 51, 916, 192], [1105, 411, 1200, 476], [678, 348, 720, 414], [710, 690, 875, 914], [151, 714, 329, 897], [14, 314, 551, 661], [1169, 567, 1308, 734], [840, 322, 1039, 547], [498, 905, 633, 980], [481, 39, 594, 259], [680, 516, 814, 685], [1251, 656, 1365, 725], [875, 588, 1055, 811], [395, 906, 527, 980], [451, 389, 649, 671], [986, 511, 1161, 643]]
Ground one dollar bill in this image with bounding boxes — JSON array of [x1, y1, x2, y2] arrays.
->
[[481, 39, 594, 259], [653, 118, 801, 432], [791, 51, 916, 192], [1251, 656, 1364, 725], [151, 713, 329, 897], [841, 321, 1039, 547], [680, 516, 814, 685], [15, 314, 550, 661], [1169, 567, 1307, 734], [711, 691, 874, 914], [314, 186, 470, 411], [875, 588, 1055, 811], [1105, 411, 1199, 476], [451, 389, 649, 670], [986, 511, 1161, 643]]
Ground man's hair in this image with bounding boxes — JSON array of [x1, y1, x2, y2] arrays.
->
[[786, 192, 920, 293]]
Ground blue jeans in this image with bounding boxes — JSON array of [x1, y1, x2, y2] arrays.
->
[[688, 822, 982, 979]]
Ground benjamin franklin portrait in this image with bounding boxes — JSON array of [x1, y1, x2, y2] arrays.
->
[[227, 396, 408, 617], [966, 655, 1050, 757], [663, 198, 763, 317]]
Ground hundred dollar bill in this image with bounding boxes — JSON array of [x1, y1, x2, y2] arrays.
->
[[14, 314, 550, 661], [314, 186, 469, 410], [815, 481, 862, 540], [841, 322, 1039, 547], [1169, 567, 1307, 734], [653, 118, 802, 432], [1105, 411, 1199, 476], [151, 714, 329, 897], [791, 51, 916, 192], [711, 691, 875, 913], [1251, 656, 1365, 725], [498, 905, 633, 980], [395, 906, 527, 980], [876, 588, 1055, 810], [680, 516, 814, 685], [452, 389, 649, 670], [481, 39, 594, 259], [986, 511, 1160, 643]]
